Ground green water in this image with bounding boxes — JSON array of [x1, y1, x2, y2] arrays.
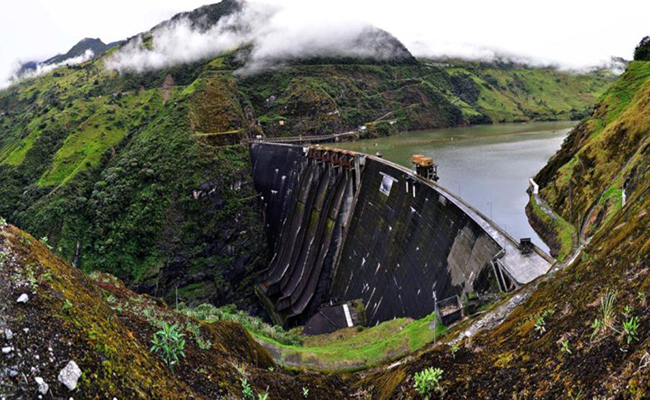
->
[[339, 121, 577, 252]]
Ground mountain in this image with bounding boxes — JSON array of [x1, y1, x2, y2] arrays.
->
[[44, 38, 120, 65], [0, 1, 614, 313], [17, 38, 122, 77]]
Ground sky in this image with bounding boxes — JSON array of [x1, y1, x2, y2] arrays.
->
[[1, 0, 649, 86]]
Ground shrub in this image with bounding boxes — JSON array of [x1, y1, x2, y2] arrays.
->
[[414, 367, 444, 399], [150, 322, 186, 372]]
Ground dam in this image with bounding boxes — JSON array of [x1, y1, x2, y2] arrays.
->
[[250, 142, 552, 332]]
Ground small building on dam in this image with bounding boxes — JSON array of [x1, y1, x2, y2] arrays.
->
[[250, 142, 552, 334]]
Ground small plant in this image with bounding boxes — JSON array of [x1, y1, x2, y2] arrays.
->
[[591, 290, 617, 341], [40, 236, 52, 250], [450, 342, 460, 359], [623, 316, 640, 344], [150, 322, 186, 372], [600, 290, 617, 329], [590, 318, 603, 341], [62, 299, 73, 311], [534, 315, 546, 334], [258, 392, 269, 400], [560, 340, 572, 355], [623, 305, 633, 320], [0, 216, 6, 227], [302, 387, 309, 398], [241, 378, 255, 399], [413, 367, 444, 399]]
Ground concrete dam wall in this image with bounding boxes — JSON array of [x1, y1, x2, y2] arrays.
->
[[250, 143, 552, 329]]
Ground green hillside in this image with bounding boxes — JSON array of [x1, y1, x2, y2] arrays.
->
[[0, 1, 614, 311]]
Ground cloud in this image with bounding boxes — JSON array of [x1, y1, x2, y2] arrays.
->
[[1, 49, 95, 89], [105, 0, 411, 75]]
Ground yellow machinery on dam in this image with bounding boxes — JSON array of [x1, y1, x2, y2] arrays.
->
[[412, 154, 439, 182]]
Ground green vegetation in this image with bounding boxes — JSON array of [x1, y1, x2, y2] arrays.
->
[[241, 378, 255, 399], [634, 36, 650, 61], [253, 312, 446, 371], [560, 340, 572, 355], [413, 367, 444, 399], [527, 194, 576, 260], [591, 290, 617, 342], [150, 322, 187, 372], [180, 303, 303, 346], [623, 316, 640, 344]]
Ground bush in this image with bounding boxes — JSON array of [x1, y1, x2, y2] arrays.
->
[[414, 367, 444, 399], [634, 36, 650, 61], [150, 322, 186, 372]]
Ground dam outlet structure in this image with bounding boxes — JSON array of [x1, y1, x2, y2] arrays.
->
[[250, 143, 552, 334]]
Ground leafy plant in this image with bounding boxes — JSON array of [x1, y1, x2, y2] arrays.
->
[[258, 392, 269, 400], [413, 367, 444, 399], [534, 316, 546, 334], [623, 316, 640, 344], [150, 322, 186, 372], [450, 342, 460, 359], [302, 387, 309, 398], [241, 378, 255, 399], [623, 305, 632, 320], [0, 216, 6, 227], [40, 236, 52, 250], [560, 340, 572, 355]]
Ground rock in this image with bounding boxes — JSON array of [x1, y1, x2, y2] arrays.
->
[[58, 360, 81, 391], [35, 377, 49, 394], [4, 329, 12, 340], [16, 294, 29, 303], [1, 347, 12, 354]]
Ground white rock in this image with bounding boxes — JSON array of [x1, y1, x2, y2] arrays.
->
[[4, 329, 12, 340], [35, 377, 49, 394], [16, 294, 29, 303], [58, 361, 82, 391], [1, 347, 12, 354]]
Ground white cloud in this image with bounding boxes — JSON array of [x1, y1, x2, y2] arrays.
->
[[1, 0, 650, 88], [105, 1, 410, 75]]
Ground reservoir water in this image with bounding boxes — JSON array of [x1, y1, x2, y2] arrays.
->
[[339, 121, 577, 254]]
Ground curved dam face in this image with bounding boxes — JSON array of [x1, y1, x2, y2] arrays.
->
[[250, 143, 551, 330]]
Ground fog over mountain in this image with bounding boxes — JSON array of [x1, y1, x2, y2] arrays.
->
[[1, 0, 648, 88]]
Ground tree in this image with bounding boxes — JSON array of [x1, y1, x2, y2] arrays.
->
[[634, 36, 650, 61]]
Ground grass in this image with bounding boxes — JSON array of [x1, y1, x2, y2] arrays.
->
[[253, 311, 446, 371]]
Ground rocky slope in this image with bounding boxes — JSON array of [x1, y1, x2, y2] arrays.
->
[[0, 221, 346, 398]]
